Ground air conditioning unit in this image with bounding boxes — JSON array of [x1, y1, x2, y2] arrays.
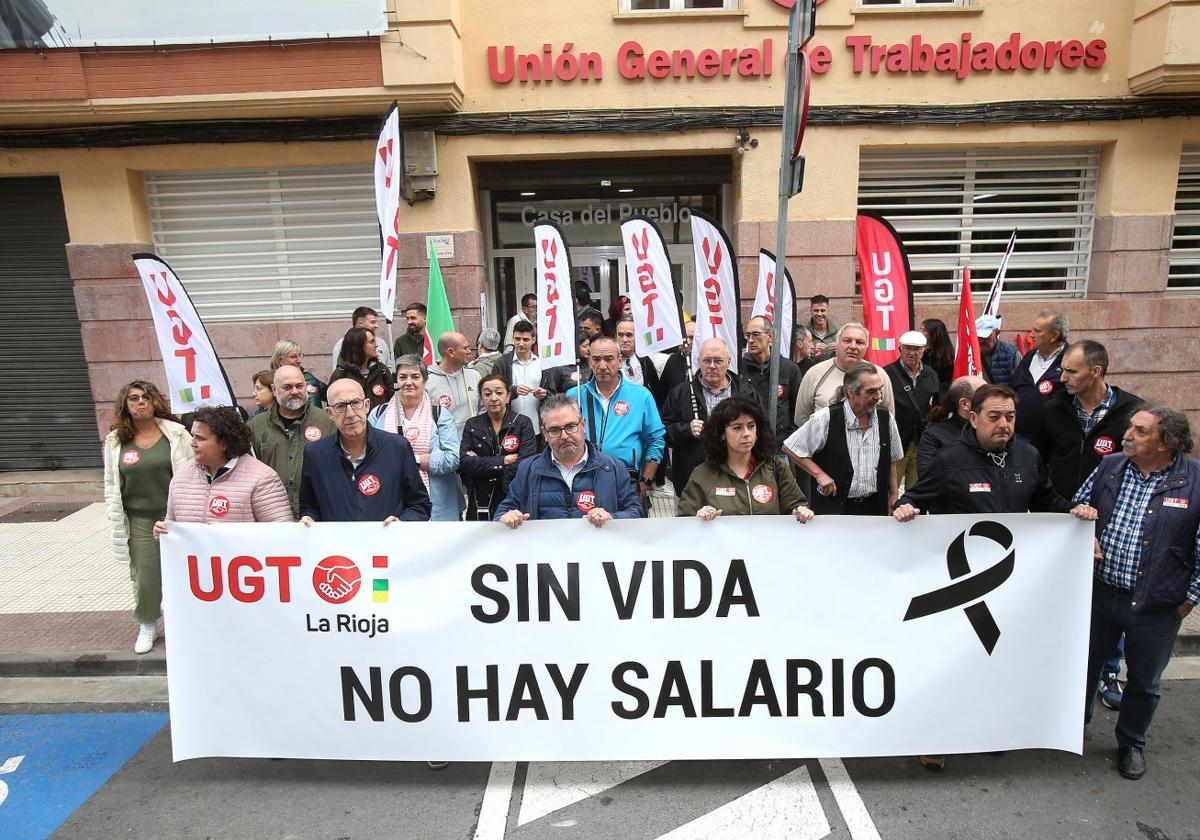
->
[[403, 130, 437, 204]]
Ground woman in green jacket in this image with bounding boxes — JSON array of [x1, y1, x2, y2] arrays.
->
[[678, 395, 814, 522]]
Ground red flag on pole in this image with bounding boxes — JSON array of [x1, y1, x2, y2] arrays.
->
[[952, 266, 982, 378]]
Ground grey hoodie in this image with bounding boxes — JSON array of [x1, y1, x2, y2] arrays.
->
[[426, 364, 482, 434]]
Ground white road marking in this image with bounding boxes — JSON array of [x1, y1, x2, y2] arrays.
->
[[654, 765, 831, 840], [473, 761, 517, 840], [819, 758, 882, 840], [518, 761, 666, 826]]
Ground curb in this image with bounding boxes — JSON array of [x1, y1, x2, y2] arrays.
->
[[1175, 633, 1200, 658], [0, 651, 167, 678]]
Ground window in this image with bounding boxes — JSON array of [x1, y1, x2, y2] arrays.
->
[[621, 0, 737, 11], [145, 166, 379, 322], [1169, 145, 1200, 292], [857, 147, 1098, 298], [858, 0, 967, 7]]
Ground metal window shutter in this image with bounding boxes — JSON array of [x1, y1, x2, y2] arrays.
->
[[145, 165, 379, 323], [0, 177, 103, 470], [1169, 145, 1200, 292], [857, 146, 1098, 299]]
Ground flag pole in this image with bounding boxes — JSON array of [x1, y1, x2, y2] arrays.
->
[[768, 0, 814, 436]]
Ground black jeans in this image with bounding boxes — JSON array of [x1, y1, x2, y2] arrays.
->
[[1084, 580, 1183, 750]]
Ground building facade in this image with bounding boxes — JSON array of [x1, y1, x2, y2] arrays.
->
[[1, 0, 1198, 469]]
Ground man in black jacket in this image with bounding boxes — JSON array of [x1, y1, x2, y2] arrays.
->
[[893, 384, 1096, 520], [742, 315, 803, 452], [661, 338, 760, 497], [1012, 310, 1068, 438], [1033, 339, 1143, 498], [916, 375, 985, 476], [885, 330, 942, 490]]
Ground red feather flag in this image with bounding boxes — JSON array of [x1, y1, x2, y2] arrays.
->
[[953, 267, 983, 378]]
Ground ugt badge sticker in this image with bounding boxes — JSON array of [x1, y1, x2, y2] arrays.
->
[[576, 491, 596, 512], [357, 474, 381, 496]]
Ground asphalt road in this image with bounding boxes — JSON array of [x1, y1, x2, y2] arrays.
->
[[2, 683, 1198, 840]]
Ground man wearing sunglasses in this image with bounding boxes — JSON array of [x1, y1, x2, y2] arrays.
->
[[494, 394, 642, 528], [298, 379, 430, 524]]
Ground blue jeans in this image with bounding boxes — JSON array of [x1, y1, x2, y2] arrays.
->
[[1084, 581, 1182, 750]]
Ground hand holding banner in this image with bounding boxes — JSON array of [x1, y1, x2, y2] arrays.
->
[[621, 216, 684, 357], [534, 220, 577, 369], [132, 253, 234, 414]]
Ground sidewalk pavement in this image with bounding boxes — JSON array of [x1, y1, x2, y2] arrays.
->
[[1, 493, 1197, 679]]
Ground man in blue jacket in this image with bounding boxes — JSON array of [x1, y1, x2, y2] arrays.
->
[[495, 394, 643, 528], [1073, 404, 1199, 781], [568, 335, 666, 505], [298, 379, 430, 524]]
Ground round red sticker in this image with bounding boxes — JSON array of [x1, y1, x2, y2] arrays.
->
[[357, 474, 381, 496], [312, 555, 361, 605], [404, 425, 419, 442], [576, 490, 596, 512], [306, 383, 318, 393], [121, 450, 140, 466], [1093, 436, 1115, 456], [751, 484, 774, 504], [614, 401, 630, 416], [372, 383, 385, 397], [1038, 381, 1054, 395], [303, 425, 322, 442], [437, 393, 453, 409], [776, 384, 785, 398], [208, 496, 230, 517], [502, 434, 520, 453]]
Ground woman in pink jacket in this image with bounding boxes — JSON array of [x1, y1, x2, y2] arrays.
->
[[154, 406, 293, 534]]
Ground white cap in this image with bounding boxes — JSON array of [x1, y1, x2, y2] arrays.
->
[[899, 330, 927, 348]]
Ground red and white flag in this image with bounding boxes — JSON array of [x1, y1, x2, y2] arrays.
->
[[855, 212, 914, 367], [533, 220, 576, 369], [953, 266, 983, 378], [689, 211, 741, 373], [983, 228, 1017, 319], [132, 253, 234, 414], [620, 215, 684, 357], [374, 101, 402, 326], [751, 249, 796, 355]]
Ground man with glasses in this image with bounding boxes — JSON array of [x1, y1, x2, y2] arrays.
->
[[298, 379, 430, 524], [740, 315, 803, 452], [494, 394, 642, 527], [662, 338, 761, 497], [248, 365, 336, 517]]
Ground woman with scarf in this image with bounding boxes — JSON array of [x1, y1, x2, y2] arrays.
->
[[369, 354, 462, 521], [458, 372, 538, 520]]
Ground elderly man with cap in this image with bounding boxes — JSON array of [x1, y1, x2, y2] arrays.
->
[[884, 330, 941, 490], [977, 314, 1020, 388]]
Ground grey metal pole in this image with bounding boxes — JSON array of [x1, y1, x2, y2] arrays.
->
[[767, 3, 807, 438]]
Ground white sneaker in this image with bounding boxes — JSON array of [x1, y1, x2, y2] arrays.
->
[[134, 622, 158, 655]]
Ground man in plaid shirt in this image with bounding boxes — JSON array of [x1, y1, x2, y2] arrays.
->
[[1073, 405, 1199, 780]]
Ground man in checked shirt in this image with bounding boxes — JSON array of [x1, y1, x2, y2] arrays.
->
[[1073, 405, 1200, 780]]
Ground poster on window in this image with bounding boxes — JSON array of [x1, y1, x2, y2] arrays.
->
[[1, 0, 386, 49]]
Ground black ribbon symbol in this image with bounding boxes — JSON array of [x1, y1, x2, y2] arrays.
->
[[904, 520, 1015, 655]]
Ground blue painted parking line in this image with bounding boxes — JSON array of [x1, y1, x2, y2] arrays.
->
[[0, 712, 168, 840]]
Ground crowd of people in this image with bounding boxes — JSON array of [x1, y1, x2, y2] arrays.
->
[[102, 292, 1198, 782]]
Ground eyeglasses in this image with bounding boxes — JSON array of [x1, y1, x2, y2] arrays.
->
[[745, 331, 769, 339], [329, 399, 368, 414], [699, 357, 726, 367], [544, 421, 582, 439], [126, 395, 151, 404]]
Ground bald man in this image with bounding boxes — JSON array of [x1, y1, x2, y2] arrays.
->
[[425, 331, 482, 434]]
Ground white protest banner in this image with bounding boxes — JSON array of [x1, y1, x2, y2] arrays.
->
[[752, 249, 796, 354], [533, 220, 576, 369], [374, 101, 402, 326], [132, 253, 234, 414], [689, 211, 741, 373], [621, 215, 684, 356], [161, 515, 1091, 762]]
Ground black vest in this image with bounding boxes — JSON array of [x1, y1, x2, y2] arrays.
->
[[810, 402, 892, 516]]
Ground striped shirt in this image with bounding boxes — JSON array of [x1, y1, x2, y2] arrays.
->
[[785, 404, 903, 499]]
